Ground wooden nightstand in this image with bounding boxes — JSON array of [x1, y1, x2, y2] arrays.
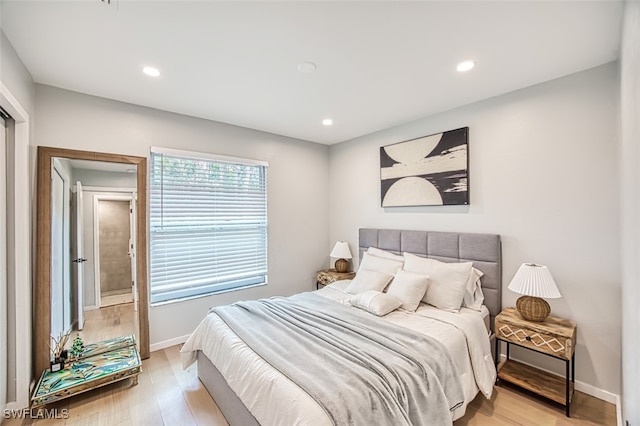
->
[[495, 307, 577, 417], [316, 269, 356, 290]]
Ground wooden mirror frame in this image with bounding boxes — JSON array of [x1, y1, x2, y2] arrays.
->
[[35, 146, 149, 376]]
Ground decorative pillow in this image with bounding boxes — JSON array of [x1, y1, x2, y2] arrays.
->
[[463, 267, 485, 311], [345, 269, 394, 295], [366, 247, 405, 262], [358, 252, 403, 276], [350, 291, 402, 316], [403, 252, 472, 312], [385, 270, 429, 312]]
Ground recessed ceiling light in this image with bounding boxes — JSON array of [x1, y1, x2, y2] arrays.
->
[[322, 118, 333, 126], [142, 66, 160, 77], [456, 60, 475, 73], [297, 62, 317, 74]]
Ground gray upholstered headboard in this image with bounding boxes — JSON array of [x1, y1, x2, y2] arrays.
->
[[359, 228, 502, 332]]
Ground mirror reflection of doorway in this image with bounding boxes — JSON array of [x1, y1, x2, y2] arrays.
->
[[54, 158, 140, 346], [95, 198, 134, 307], [51, 164, 72, 339]]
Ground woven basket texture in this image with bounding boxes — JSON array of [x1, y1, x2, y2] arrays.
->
[[516, 296, 550, 322], [335, 258, 349, 273]]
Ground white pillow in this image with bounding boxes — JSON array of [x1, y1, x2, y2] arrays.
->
[[350, 291, 402, 316], [366, 247, 405, 262], [385, 270, 429, 312], [463, 267, 485, 311], [358, 252, 403, 276], [403, 252, 472, 312], [345, 269, 394, 295]]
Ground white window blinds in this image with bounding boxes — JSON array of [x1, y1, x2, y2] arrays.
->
[[150, 147, 268, 304]]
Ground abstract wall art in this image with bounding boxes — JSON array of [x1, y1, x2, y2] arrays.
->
[[380, 127, 468, 207]]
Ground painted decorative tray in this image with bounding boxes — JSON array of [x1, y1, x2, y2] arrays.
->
[[31, 335, 141, 407]]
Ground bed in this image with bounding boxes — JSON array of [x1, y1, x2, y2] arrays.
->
[[181, 228, 502, 425]]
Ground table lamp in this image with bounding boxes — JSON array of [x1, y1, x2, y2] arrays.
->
[[330, 241, 352, 273], [508, 263, 561, 322]]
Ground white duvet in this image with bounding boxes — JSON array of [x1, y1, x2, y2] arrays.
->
[[181, 281, 496, 425]]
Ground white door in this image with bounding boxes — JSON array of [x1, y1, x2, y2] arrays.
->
[[74, 181, 85, 329], [129, 196, 137, 311], [51, 167, 65, 339]]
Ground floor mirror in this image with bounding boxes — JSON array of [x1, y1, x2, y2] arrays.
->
[[35, 146, 149, 377]]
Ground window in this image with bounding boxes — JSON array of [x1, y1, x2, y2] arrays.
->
[[149, 147, 268, 304]]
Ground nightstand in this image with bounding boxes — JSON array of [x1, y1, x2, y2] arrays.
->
[[495, 307, 577, 417], [316, 269, 355, 290]]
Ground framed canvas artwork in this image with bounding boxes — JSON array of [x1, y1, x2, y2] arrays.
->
[[380, 127, 468, 207]]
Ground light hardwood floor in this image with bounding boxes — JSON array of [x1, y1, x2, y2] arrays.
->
[[456, 380, 616, 425], [6, 344, 615, 426], [71, 303, 138, 348]]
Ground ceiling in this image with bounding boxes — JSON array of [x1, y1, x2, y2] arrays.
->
[[66, 158, 136, 173], [0, 1, 623, 145]]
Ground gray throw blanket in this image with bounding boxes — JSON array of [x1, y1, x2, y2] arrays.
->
[[211, 293, 464, 426]]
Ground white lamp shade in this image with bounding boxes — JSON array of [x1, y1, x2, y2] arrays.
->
[[330, 241, 352, 259], [508, 263, 561, 299]]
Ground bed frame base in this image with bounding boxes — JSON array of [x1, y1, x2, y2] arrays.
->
[[197, 351, 259, 426]]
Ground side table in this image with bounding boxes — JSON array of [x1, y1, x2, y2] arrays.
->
[[495, 307, 577, 416], [316, 269, 356, 289]]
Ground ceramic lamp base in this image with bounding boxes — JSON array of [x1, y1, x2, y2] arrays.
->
[[516, 296, 551, 322], [334, 258, 349, 273]]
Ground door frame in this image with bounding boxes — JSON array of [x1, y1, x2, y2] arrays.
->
[[0, 117, 6, 416], [74, 181, 84, 330], [92, 194, 136, 308], [50, 162, 71, 337], [1, 81, 30, 410]]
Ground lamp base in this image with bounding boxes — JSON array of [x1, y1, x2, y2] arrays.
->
[[334, 258, 349, 273], [516, 296, 551, 322]]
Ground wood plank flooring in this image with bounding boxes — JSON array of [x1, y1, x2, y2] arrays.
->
[[456, 380, 616, 425], [76, 303, 138, 345], [6, 345, 616, 426]]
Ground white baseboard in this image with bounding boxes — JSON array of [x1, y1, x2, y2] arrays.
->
[[576, 380, 618, 405], [150, 334, 191, 352], [101, 292, 134, 307], [616, 394, 622, 426], [498, 354, 619, 404]]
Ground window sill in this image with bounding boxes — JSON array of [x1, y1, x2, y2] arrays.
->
[[150, 281, 268, 307]]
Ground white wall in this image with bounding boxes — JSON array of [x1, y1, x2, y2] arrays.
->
[[73, 169, 137, 188], [329, 63, 621, 398], [620, 1, 640, 424], [0, 30, 34, 114], [33, 84, 330, 347]]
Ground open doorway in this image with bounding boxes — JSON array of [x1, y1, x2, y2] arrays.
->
[[94, 196, 136, 308]]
